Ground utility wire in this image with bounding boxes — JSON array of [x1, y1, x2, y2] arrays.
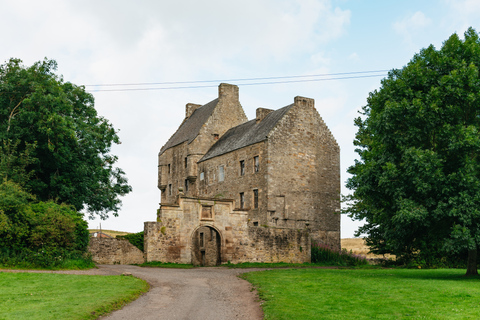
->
[[88, 74, 386, 92], [84, 70, 388, 87]]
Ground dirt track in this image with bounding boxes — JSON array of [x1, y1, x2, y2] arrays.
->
[[4, 265, 263, 320]]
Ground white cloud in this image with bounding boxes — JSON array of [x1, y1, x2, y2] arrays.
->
[[393, 11, 432, 46]]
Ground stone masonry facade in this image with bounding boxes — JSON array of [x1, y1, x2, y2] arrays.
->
[[144, 83, 340, 266]]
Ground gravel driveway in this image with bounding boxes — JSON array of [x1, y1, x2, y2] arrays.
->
[[3, 264, 264, 319]]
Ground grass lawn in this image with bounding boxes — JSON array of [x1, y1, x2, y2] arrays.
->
[[0, 272, 148, 320], [242, 268, 480, 319]]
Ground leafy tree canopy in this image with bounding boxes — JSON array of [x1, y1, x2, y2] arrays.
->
[[0, 58, 131, 219], [346, 28, 480, 275]]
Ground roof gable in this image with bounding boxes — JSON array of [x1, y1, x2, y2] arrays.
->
[[159, 98, 219, 155], [199, 104, 293, 162]]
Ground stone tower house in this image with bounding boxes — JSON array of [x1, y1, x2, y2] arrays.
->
[[144, 83, 340, 266]]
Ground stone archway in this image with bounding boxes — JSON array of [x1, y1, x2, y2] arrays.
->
[[192, 226, 221, 266]]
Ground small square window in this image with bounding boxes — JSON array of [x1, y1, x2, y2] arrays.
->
[[254, 156, 259, 173], [219, 165, 225, 182], [240, 160, 245, 176]]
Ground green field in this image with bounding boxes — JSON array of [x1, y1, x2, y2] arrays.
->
[[0, 272, 148, 320], [243, 268, 480, 319]]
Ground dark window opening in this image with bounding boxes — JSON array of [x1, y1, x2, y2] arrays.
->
[[184, 179, 189, 192], [240, 160, 245, 176], [200, 232, 204, 248], [253, 221, 259, 226], [253, 189, 258, 208], [254, 156, 259, 173], [168, 184, 172, 195], [213, 133, 219, 140], [185, 157, 188, 169], [240, 192, 245, 209], [168, 164, 171, 174]]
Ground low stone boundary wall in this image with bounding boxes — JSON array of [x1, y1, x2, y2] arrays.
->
[[88, 238, 145, 265]]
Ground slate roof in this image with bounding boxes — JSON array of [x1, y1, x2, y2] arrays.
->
[[199, 104, 293, 162], [159, 99, 219, 155]]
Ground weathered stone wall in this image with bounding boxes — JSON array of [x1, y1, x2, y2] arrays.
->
[[88, 238, 145, 265], [158, 83, 247, 204], [197, 141, 268, 225], [266, 96, 341, 249], [144, 196, 310, 264]]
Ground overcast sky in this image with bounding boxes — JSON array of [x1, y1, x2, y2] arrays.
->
[[2, 0, 480, 238]]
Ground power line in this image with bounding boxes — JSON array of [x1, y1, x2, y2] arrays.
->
[[87, 73, 387, 92], [84, 70, 389, 88]]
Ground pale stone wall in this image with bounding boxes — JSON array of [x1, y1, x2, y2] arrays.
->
[[266, 96, 341, 249], [158, 83, 248, 204], [144, 196, 310, 264], [88, 238, 145, 265], [197, 141, 268, 225]]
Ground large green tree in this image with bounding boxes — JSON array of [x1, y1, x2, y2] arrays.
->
[[346, 28, 480, 275], [0, 58, 131, 219]]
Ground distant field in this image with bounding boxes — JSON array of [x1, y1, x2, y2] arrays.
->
[[341, 238, 394, 260], [88, 229, 131, 238]]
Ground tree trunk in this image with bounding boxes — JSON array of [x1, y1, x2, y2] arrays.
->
[[466, 248, 478, 276]]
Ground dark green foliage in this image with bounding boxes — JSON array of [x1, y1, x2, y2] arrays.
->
[[311, 242, 367, 266], [0, 180, 92, 268], [117, 231, 144, 252], [345, 28, 480, 275], [0, 58, 131, 219]]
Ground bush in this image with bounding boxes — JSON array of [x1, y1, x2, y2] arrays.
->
[[311, 242, 368, 266], [117, 231, 144, 252], [0, 180, 91, 269]]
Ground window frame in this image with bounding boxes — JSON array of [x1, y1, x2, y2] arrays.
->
[[219, 165, 225, 182], [253, 189, 258, 209]]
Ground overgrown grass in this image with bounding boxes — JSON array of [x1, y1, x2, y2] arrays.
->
[[243, 268, 480, 319], [312, 242, 368, 266], [0, 272, 148, 320], [138, 261, 194, 269], [0, 248, 95, 270]]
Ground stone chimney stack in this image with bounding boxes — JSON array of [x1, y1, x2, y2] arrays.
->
[[186, 103, 202, 119], [218, 83, 239, 102], [256, 107, 274, 123]]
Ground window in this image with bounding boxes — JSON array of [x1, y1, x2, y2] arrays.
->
[[240, 160, 245, 176], [184, 179, 189, 192], [200, 232, 204, 248], [168, 184, 172, 195], [254, 156, 259, 172], [213, 133, 219, 140], [168, 164, 171, 174], [253, 189, 258, 208], [200, 172, 204, 181], [185, 157, 188, 169], [219, 165, 225, 182], [240, 192, 245, 209]]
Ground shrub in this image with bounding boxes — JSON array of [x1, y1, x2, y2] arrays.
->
[[0, 180, 91, 269], [117, 231, 144, 252], [311, 242, 368, 266]]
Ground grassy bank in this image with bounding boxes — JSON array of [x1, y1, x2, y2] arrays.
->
[[243, 268, 480, 319], [0, 272, 148, 320]]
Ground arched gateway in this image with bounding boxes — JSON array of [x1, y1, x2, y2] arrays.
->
[[191, 226, 221, 266]]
